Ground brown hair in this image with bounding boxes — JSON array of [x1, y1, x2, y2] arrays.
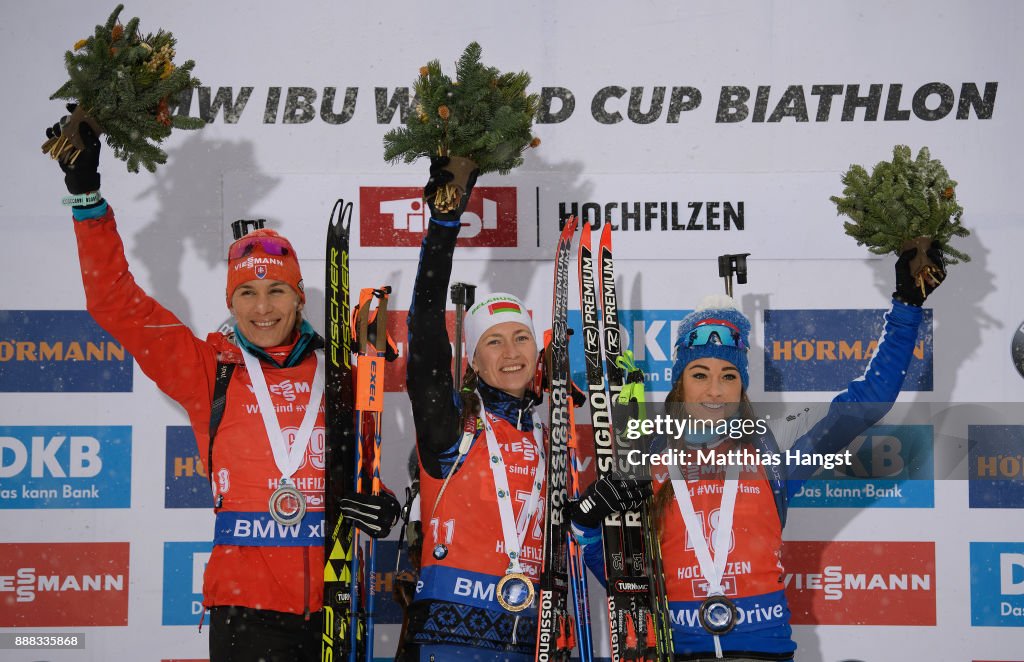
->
[[649, 381, 758, 540]]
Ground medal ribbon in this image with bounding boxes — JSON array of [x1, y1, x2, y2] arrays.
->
[[669, 462, 740, 658], [480, 402, 545, 575], [241, 348, 324, 485]]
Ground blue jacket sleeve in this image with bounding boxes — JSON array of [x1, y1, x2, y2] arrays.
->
[[785, 299, 923, 489]]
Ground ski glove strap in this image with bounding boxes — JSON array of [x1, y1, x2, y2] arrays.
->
[[339, 492, 402, 538], [893, 241, 946, 306], [46, 104, 102, 195], [565, 474, 652, 529], [424, 155, 478, 221]]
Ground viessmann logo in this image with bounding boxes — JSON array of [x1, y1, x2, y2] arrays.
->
[[782, 541, 935, 625], [359, 186, 517, 247], [0, 542, 129, 626]]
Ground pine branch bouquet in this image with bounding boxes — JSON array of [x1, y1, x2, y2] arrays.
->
[[41, 4, 204, 173], [831, 144, 970, 289], [383, 42, 540, 213]]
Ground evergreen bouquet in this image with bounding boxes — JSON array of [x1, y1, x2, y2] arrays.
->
[[831, 145, 970, 292], [41, 4, 204, 173], [383, 42, 540, 213]]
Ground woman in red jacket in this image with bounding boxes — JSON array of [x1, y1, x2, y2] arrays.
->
[[47, 111, 399, 662]]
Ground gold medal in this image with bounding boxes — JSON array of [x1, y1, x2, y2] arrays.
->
[[495, 571, 535, 612]]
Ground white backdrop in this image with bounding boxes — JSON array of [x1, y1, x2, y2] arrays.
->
[[2, 1, 1023, 660]]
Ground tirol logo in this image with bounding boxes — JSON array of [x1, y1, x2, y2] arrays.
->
[[783, 541, 935, 625], [359, 186, 517, 247], [567, 309, 692, 393], [165, 426, 213, 509], [764, 309, 933, 392], [0, 310, 133, 392], [789, 425, 934, 508], [970, 542, 1024, 627], [0, 542, 129, 626], [969, 425, 1024, 508], [162, 541, 213, 625], [0, 426, 131, 509]]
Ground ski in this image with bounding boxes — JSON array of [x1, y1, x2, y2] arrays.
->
[[598, 224, 675, 662], [323, 200, 359, 661], [535, 214, 579, 661], [566, 375, 595, 662], [351, 285, 393, 662]]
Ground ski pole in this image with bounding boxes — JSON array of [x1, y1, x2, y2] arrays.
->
[[450, 282, 476, 389], [364, 286, 390, 662]]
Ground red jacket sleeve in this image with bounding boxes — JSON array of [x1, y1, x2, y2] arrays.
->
[[73, 206, 220, 432]]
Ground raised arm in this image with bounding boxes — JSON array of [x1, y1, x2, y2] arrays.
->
[[406, 158, 478, 476]]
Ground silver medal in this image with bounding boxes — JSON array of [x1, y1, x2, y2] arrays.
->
[[268, 478, 306, 526], [698, 594, 738, 635]]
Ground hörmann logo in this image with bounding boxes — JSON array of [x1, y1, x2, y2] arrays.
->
[[0, 542, 129, 626], [165, 426, 213, 509], [764, 309, 933, 392], [0, 311, 133, 392], [783, 541, 935, 625], [359, 186, 517, 247], [969, 425, 1024, 509], [970, 542, 1024, 627]]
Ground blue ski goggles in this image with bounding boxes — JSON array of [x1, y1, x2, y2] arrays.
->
[[684, 320, 746, 350]]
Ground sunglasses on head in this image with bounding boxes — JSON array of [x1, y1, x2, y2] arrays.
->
[[685, 319, 745, 349], [228, 235, 293, 260]]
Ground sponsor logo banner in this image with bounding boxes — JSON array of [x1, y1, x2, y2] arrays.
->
[[969, 425, 1024, 509], [0, 311, 133, 392], [165, 426, 213, 509], [783, 541, 935, 625], [971, 542, 1024, 627], [568, 308, 692, 394], [162, 541, 213, 626], [0, 426, 131, 509], [359, 186, 517, 248], [764, 309, 933, 392], [789, 425, 934, 508], [0, 542, 129, 626]]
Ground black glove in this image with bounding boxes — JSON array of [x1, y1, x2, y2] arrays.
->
[[46, 103, 101, 195], [565, 474, 652, 529], [340, 491, 401, 538], [424, 155, 478, 221], [893, 241, 946, 307]]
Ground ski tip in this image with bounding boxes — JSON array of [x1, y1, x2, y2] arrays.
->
[[330, 199, 353, 232], [560, 214, 580, 236]]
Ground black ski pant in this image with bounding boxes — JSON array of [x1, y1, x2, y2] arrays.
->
[[209, 606, 322, 662]]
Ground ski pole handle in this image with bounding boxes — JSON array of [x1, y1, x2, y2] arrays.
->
[[717, 253, 751, 297], [230, 218, 266, 240], [450, 282, 476, 389]]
